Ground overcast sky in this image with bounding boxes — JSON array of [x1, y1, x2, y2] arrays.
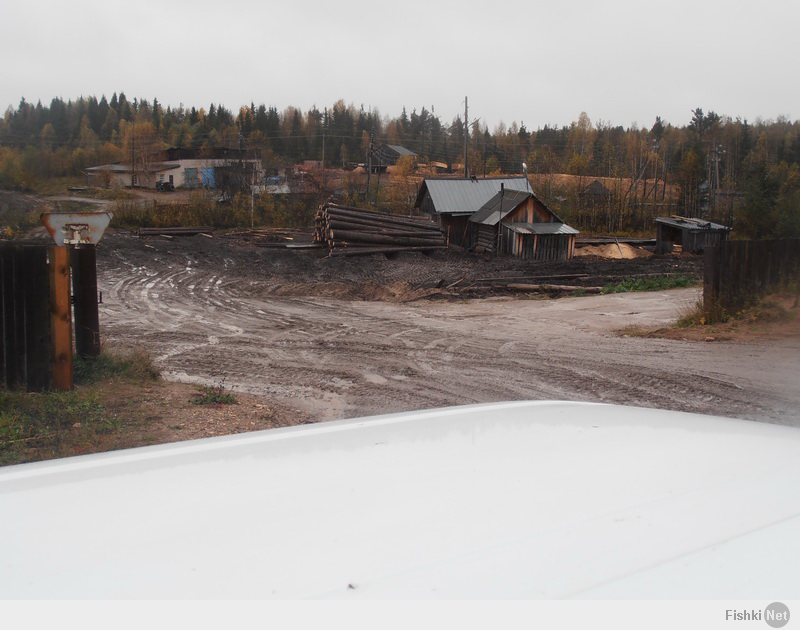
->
[[2, 0, 797, 132]]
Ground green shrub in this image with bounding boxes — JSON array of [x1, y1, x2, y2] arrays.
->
[[191, 382, 237, 406], [601, 274, 698, 294]]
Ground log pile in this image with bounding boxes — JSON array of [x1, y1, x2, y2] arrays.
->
[[314, 203, 446, 257], [220, 228, 321, 248]]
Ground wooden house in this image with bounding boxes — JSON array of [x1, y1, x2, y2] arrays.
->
[[469, 185, 579, 260], [414, 176, 530, 247]]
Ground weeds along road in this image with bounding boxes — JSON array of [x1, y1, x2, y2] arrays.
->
[[96, 234, 800, 427]]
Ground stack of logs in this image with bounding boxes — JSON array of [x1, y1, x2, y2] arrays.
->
[[315, 203, 446, 257], [221, 228, 307, 247]]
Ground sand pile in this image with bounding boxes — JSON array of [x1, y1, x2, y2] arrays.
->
[[575, 243, 652, 259]]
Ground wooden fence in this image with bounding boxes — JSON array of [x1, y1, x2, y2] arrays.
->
[[704, 239, 800, 313]]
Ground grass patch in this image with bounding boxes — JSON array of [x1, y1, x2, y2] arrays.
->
[[601, 274, 698, 294], [85, 187, 136, 201], [191, 382, 238, 406], [74, 348, 160, 384], [675, 298, 731, 327], [675, 294, 798, 329], [0, 207, 41, 237], [675, 300, 711, 328], [0, 348, 160, 466], [0, 389, 112, 466], [30, 176, 85, 195]]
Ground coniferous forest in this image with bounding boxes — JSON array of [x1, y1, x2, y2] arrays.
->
[[1, 94, 798, 237]]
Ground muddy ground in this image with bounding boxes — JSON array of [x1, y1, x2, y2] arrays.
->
[[90, 230, 800, 428]]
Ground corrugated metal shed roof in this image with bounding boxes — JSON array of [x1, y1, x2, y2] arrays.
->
[[504, 222, 580, 235], [418, 177, 530, 215], [470, 189, 531, 225], [655, 216, 731, 231]]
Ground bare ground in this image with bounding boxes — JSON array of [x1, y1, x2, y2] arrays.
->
[[91, 230, 800, 437]]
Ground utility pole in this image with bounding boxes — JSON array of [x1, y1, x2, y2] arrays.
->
[[367, 131, 374, 201], [131, 120, 136, 187], [464, 97, 469, 178], [711, 144, 724, 216], [652, 140, 660, 205], [238, 132, 254, 228]]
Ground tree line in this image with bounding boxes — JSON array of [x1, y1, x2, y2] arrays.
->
[[1, 94, 798, 237]]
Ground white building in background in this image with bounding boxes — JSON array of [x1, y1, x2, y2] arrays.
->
[[84, 147, 265, 193]]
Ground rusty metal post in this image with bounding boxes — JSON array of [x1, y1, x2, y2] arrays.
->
[[71, 245, 101, 359], [49, 245, 73, 391]]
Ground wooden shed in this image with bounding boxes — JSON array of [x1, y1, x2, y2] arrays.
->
[[469, 185, 579, 260], [655, 216, 731, 254]]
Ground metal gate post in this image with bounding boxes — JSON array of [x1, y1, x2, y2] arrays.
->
[[49, 245, 73, 391]]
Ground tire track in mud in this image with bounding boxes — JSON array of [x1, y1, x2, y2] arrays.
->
[[98, 246, 800, 427]]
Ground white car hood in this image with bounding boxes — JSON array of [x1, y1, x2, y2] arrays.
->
[[1, 401, 799, 599]]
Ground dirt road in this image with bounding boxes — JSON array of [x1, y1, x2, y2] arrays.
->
[[96, 233, 800, 427]]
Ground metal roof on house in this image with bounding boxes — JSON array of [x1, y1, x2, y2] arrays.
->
[[470, 189, 531, 225], [504, 222, 580, 235], [655, 216, 731, 231], [417, 177, 530, 216], [85, 162, 181, 174], [85, 163, 132, 173]]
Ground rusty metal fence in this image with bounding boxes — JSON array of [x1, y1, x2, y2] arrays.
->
[[704, 239, 800, 313]]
